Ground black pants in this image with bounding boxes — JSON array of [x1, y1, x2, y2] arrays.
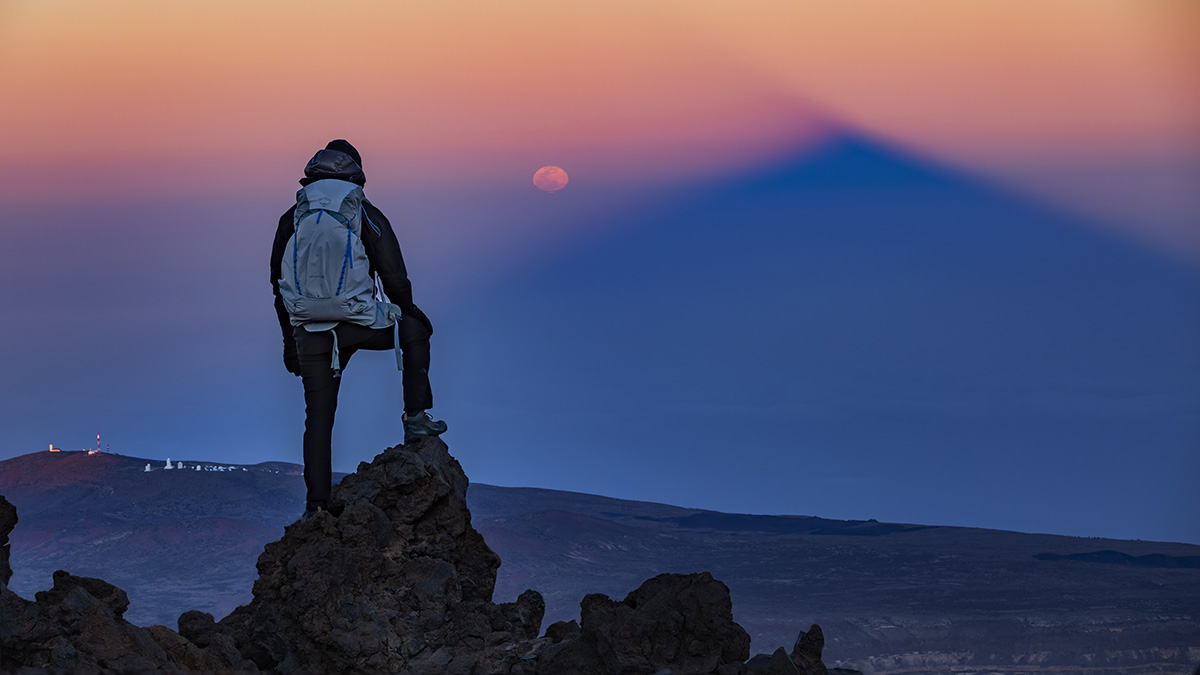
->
[[295, 318, 433, 502]]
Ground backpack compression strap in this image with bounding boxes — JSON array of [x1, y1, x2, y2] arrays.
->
[[336, 215, 353, 296], [330, 328, 342, 378]]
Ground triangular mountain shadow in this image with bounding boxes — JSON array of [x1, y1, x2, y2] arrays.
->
[[536, 129, 1199, 283], [439, 130, 1199, 526]]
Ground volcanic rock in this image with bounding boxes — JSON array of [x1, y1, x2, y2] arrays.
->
[[742, 625, 843, 675], [539, 572, 752, 675], [0, 499, 189, 671], [790, 624, 828, 675], [544, 619, 581, 643], [0, 568, 251, 671], [746, 647, 800, 674], [0, 495, 14, 587], [217, 437, 544, 673]]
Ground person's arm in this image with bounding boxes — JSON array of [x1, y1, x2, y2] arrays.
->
[[270, 206, 301, 375], [361, 202, 432, 334]]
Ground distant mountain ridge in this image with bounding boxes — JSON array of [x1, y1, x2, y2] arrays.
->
[[1034, 550, 1200, 569], [2, 448, 1198, 673]]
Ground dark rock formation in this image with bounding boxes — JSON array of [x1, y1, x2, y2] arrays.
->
[[746, 647, 800, 674], [0, 569, 252, 671], [0, 495, 14, 587], [744, 625, 851, 675], [0, 437, 834, 674], [542, 566, 748, 672], [543, 619, 581, 643], [218, 438, 544, 673], [538, 572, 751, 675], [791, 624, 828, 675]]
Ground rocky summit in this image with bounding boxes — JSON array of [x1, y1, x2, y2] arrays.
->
[[0, 437, 835, 674], [217, 437, 544, 673]]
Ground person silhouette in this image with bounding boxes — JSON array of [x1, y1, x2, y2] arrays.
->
[[270, 140, 446, 517]]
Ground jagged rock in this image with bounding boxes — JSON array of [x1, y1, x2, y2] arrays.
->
[[541, 572, 752, 675], [790, 624, 828, 675], [0, 494, 15, 587], [0, 569, 248, 671], [532, 634, 607, 675], [747, 647, 800, 674], [34, 570, 131, 620], [177, 609, 218, 644], [747, 654, 771, 669], [544, 619, 581, 643], [146, 622, 256, 671], [5, 570, 168, 670], [176, 609, 252, 667], [218, 437, 544, 673], [500, 589, 547, 638], [744, 624, 830, 675]]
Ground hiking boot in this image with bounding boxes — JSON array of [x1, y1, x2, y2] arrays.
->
[[404, 411, 447, 444]]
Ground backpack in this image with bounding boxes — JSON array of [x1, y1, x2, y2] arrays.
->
[[279, 179, 402, 376]]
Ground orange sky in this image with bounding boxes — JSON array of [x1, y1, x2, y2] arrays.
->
[[1, 0, 1197, 249]]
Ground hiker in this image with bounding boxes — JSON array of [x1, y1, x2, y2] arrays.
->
[[270, 140, 446, 517]]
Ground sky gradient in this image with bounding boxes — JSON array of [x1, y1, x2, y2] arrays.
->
[[1, 1, 1198, 544], [3, 0, 1198, 243]]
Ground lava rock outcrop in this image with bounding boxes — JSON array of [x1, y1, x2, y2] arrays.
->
[[0, 495, 14, 588], [3, 492, 245, 671], [0, 568, 252, 671], [537, 571, 751, 675], [218, 437, 545, 673], [0, 437, 836, 674]]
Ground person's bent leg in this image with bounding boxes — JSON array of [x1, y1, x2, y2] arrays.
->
[[396, 316, 433, 413], [346, 317, 440, 441], [341, 321, 431, 412]]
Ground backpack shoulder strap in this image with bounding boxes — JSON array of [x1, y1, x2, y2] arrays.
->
[[361, 202, 381, 237]]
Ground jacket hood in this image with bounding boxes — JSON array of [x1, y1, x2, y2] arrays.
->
[[301, 149, 366, 186]]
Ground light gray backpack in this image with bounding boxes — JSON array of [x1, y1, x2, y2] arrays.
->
[[279, 179, 401, 376]]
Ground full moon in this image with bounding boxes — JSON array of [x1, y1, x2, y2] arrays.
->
[[533, 166, 569, 193]]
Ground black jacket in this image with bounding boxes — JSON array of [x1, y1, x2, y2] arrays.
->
[[269, 150, 428, 354]]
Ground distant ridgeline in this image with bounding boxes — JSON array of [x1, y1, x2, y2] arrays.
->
[[1035, 550, 1200, 569], [631, 512, 935, 536]]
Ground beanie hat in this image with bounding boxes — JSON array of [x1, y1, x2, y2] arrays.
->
[[325, 139, 362, 168]]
